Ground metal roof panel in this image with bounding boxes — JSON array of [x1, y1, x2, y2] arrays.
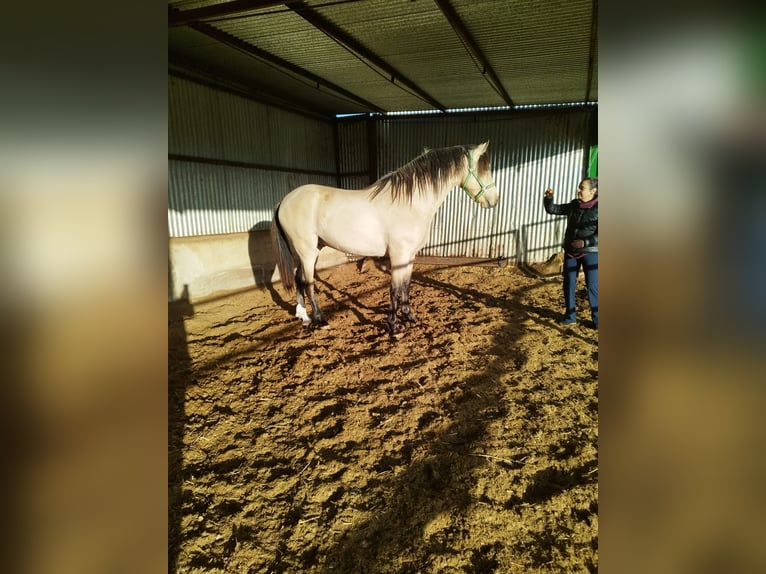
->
[[168, 0, 597, 115]]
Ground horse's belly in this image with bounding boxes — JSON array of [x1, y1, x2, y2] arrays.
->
[[320, 216, 387, 257]]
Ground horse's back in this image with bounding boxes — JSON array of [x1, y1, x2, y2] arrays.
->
[[278, 184, 389, 257], [280, 184, 358, 211]]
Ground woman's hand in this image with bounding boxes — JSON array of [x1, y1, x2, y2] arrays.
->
[[570, 239, 585, 249], [544, 188, 554, 197]]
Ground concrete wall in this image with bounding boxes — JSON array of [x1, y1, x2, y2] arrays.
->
[[168, 231, 350, 303]]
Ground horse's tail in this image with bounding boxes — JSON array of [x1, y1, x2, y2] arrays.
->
[[271, 204, 296, 293]]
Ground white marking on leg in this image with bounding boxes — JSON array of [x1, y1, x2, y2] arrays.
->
[[295, 303, 311, 325]]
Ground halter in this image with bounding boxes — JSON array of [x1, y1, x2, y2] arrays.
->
[[460, 150, 496, 202]]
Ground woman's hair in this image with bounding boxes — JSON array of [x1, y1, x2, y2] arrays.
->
[[583, 177, 598, 192]]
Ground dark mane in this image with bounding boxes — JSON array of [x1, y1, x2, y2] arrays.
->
[[368, 145, 469, 203]]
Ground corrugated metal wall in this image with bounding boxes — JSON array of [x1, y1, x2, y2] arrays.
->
[[337, 118, 372, 192], [168, 75, 337, 236], [169, 76, 593, 263], [337, 109, 592, 263]]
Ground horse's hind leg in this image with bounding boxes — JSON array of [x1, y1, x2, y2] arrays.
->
[[298, 251, 329, 329], [306, 281, 328, 329], [294, 266, 311, 326]]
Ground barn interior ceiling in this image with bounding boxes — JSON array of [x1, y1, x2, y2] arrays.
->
[[168, 0, 598, 118]]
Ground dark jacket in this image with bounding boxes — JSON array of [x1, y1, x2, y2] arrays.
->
[[543, 195, 598, 254]]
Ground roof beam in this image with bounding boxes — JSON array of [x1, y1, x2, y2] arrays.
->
[[182, 17, 386, 114], [433, 0, 514, 107], [169, 0, 287, 28], [287, 1, 447, 111], [169, 51, 336, 120]]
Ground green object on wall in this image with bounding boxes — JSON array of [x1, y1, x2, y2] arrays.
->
[[589, 146, 598, 177]]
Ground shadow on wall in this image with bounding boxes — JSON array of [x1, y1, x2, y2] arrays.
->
[[248, 220, 278, 287], [250, 221, 294, 315], [166, 221, 280, 304]]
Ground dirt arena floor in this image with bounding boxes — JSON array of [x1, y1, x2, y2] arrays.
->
[[169, 259, 598, 573]]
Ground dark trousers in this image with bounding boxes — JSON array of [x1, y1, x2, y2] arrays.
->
[[563, 251, 598, 326]]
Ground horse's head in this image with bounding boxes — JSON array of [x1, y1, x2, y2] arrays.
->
[[461, 141, 499, 208]]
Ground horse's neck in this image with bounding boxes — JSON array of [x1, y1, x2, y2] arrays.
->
[[424, 170, 466, 212], [376, 168, 466, 215], [408, 184, 450, 218]]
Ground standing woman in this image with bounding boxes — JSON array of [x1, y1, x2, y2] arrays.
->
[[543, 178, 598, 328]]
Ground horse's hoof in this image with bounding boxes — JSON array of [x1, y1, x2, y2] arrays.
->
[[389, 324, 405, 339]]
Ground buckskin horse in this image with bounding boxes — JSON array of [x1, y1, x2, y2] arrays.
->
[[271, 142, 499, 335]]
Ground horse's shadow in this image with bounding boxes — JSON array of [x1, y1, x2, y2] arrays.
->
[[315, 274, 386, 327], [248, 223, 294, 316], [411, 270, 595, 343], [312, 266, 597, 572], [264, 280, 294, 315], [270, 263, 595, 346]]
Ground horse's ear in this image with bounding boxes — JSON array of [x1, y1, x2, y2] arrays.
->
[[475, 141, 490, 156]]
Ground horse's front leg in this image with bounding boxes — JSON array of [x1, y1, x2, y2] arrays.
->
[[399, 275, 418, 325], [387, 281, 401, 335], [388, 260, 416, 335]]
